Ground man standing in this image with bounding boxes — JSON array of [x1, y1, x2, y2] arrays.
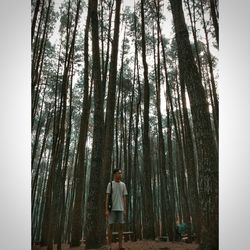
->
[[105, 169, 128, 250]]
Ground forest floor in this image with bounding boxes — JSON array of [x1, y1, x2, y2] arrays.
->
[[32, 240, 198, 250]]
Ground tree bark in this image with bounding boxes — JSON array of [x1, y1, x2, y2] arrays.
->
[[179, 69, 201, 241], [159, 25, 177, 242], [32, 107, 52, 210], [200, 0, 219, 142], [140, 0, 155, 240], [132, 20, 141, 239], [184, 0, 202, 77], [209, 0, 219, 46], [32, 0, 42, 41], [84, 0, 105, 247], [70, 0, 91, 246]]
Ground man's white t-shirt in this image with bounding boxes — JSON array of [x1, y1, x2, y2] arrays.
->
[[106, 181, 128, 211]]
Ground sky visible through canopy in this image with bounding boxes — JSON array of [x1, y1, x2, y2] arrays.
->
[[50, 0, 217, 116]]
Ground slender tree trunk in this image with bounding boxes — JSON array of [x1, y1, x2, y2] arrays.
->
[[32, 107, 52, 209], [102, 0, 114, 101], [200, 0, 219, 141], [152, 18, 168, 237], [179, 74, 201, 241], [132, 27, 141, 240], [32, 153, 50, 242], [184, 0, 202, 77], [127, 41, 136, 231], [32, 31, 49, 122], [32, 85, 47, 167], [70, 0, 91, 246], [209, 0, 219, 46], [140, 0, 155, 240], [84, 0, 105, 247], [32, 0, 42, 41], [160, 27, 177, 242], [57, 63, 74, 250], [122, 95, 128, 178], [32, 0, 51, 94], [31, 0, 45, 87], [115, 31, 126, 170], [101, 0, 122, 227], [204, 64, 218, 146], [115, 81, 121, 168], [174, 81, 191, 228]]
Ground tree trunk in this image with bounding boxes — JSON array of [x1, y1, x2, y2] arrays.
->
[[184, 0, 202, 77], [179, 73, 201, 241], [102, 0, 114, 102], [32, 0, 51, 94], [209, 0, 219, 46], [57, 63, 74, 250], [160, 26, 177, 242], [115, 31, 126, 170], [200, 0, 219, 142], [174, 80, 191, 228], [70, 0, 91, 246], [169, 0, 218, 248], [32, 86, 46, 167], [140, 0, 155, 240], [32, 107, 52, 210], [92, 0, 122, 245], [84, 0, 105, 247], [153, 17, 168, 237], [32, 0, 41, 41], [127, 39, 136, 231], [132, 25, 141, 239]]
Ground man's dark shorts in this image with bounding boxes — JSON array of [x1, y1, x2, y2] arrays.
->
[[108, 211, 125, 224]]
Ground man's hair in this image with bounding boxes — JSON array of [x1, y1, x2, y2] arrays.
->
[[113, 168, 121, 175]]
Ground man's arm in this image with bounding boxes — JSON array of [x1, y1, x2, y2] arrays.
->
[[123, 195, 127, 214], [105, 193, 109, 211], [105, 182, 111, 216], [105, 193, 110, 217], [123, 183, 128, 214]]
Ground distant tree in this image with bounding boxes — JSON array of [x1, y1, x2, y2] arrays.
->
[[209, 0, 219, 45], [70, 0, 91, 246], [140, 0, 155, 240]]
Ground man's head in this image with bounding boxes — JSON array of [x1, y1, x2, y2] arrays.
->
[[113, 168, 122, 181]]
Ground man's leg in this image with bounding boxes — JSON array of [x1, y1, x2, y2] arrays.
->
[[107, 211, 114, 249], [108, 224, 112, 249], [118, 223, 123, 249]]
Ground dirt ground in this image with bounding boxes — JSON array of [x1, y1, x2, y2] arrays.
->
[[32, 240, 198, 250]]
